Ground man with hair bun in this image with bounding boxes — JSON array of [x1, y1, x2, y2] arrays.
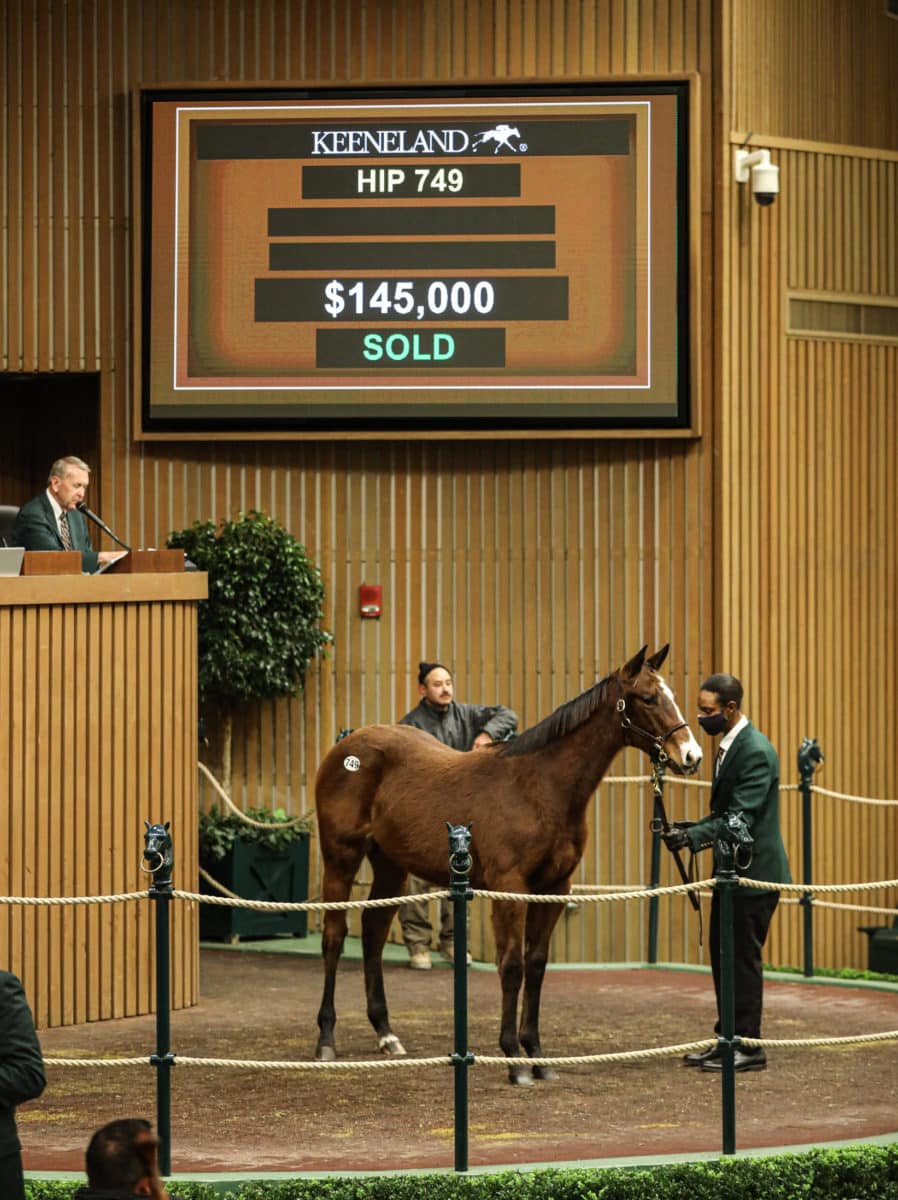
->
[[398, 660, 517, 969]]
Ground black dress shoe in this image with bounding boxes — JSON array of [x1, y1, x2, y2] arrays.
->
[[683, 1045, 720, 1067], [701, 1047, 767, 1073]]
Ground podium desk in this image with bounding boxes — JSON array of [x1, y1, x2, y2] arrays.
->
[[0, 572, 207, 1029]]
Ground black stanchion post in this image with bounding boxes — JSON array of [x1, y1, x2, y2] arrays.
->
[[447, 823, 474, 1174], [797, 738, 823, 979], [648, 762, 666, 964], [144, 821, 175, 1177], [715, 839, 739, 1156]]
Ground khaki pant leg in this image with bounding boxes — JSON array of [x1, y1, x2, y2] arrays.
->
[[399, 875, 434, 951]]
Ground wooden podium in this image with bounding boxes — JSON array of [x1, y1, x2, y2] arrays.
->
[[0, 562, 207, 1029]]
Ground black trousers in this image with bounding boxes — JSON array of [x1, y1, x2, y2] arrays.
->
[[709, 888, 779, 1040], [0, 1150, 25, 1200]]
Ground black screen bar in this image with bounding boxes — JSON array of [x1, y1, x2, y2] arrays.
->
[[302, 163, 522, 199], [270, 241, 555, 270], [269, 205, 555, 236], [255, 276, 570, 322]]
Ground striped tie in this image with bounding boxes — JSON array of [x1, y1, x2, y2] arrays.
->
[[59, 510, 73, 551], [714, 746, 725, 778]]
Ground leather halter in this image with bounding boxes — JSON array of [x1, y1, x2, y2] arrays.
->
[[615, 696, 687, 764]]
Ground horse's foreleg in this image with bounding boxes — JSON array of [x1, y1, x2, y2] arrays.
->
[[491, 898, 530, 1086], [519, 899, 567, 1081], [315, 845, 364, 1062], [363, 846, 408, 1057]]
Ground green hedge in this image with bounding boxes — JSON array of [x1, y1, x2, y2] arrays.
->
[[25, 1144, 898, 1199]]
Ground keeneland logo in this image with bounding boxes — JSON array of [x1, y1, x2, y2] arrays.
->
[[310, 124, 527, 155]]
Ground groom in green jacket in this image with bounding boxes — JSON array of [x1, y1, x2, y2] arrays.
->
[[665, 673, 791, 1073]]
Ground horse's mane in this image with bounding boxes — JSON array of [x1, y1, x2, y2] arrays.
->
[[500, 674, 613, 757]]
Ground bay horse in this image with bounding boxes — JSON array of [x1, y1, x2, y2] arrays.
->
[[314, 644, 702, 1084]]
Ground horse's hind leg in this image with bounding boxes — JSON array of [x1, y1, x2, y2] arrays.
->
[[362, 843, 408, 1057], [315, 837, 366, 1062], [519, 899, 566, 1081], [491, 898, 531, 1086]]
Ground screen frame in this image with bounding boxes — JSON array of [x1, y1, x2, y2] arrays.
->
[[133, 77, 701, 441]]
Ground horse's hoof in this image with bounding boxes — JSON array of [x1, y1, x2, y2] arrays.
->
[[379, 1033, 407, 1057], [508, 1067, 534, 1086], [316, 1045, 337, 1062], [532, 1065, 558, 1082]]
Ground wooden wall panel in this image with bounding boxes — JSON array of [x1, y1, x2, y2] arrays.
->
[[721, 22, 898, 972], [0, 580, 200, 1029], [730, 0, 898, 151]]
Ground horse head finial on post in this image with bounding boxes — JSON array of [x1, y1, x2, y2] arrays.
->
[[797, 737, 823, 980], [143, 820, 174, 890], [446, 822, 473, 878], [797, 736, 824, 782]]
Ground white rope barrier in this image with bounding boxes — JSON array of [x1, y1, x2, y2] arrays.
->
[[474, 881, 712, 904], [805, 899, 897, 917], [739, 877, 898, 896], [198, 864, 241, 899], [42, 1028, 898, 1074], [0, 879, 892, 913], [199, 761, 315, 830], [809, 782, 898, 807], [44, 1057, 150, 1068]]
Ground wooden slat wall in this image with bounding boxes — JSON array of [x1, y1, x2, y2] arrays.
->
[[0, 580, 199, 1028], [721, 1, 898, 972], [730, 0, 898, 151], [1, 0, 895, 998]]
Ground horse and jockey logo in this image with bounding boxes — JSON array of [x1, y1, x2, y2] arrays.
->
[[471, 124, 527, 154]]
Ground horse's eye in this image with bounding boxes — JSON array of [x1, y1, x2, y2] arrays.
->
[[641, 694, 658, 705]]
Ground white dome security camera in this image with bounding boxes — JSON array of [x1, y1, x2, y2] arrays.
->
[[734, 147, 780, 207]]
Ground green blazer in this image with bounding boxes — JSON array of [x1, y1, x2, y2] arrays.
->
[[0, 970, 45, 1157], [11, 491, 99, 573], [686, 721, 792, 891]]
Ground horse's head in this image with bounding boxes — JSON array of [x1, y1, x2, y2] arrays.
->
[[615, 645, 702, 775], [143, 819, 173, 884]]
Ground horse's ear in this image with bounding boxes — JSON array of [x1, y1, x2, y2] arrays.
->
[[621, 646, 648, 679], [164, 821, 170, 831], [646, 644, 670, 671], [144, 819, 150, 831]]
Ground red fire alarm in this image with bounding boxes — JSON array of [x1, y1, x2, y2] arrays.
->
[[359, 583, 382, 619]]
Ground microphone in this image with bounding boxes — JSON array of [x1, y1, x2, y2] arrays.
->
[[76, 502, 132, 552]]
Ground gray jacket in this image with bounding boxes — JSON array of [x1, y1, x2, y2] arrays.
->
[[399, 699, 517, 750]]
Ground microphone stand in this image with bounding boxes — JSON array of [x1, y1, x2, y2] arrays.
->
[[76, 502, 132, 552]]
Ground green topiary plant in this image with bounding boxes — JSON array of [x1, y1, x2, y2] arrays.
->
[[168, 510, 331, 785]]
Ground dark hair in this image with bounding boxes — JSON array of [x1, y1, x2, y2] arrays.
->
[[418, 660, 448, 685], [85, 1118, 154, 1189], [700, 673, 743, 708]]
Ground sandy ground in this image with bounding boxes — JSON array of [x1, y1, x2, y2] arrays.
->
[[21, 948, 898, 1175]]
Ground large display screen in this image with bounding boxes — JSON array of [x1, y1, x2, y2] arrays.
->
[[137, 82, 695, 436]]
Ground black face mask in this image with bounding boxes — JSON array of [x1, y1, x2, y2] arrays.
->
[[698, 711, 729, 736]]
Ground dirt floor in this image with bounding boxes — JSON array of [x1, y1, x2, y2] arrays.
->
[[20, 947, 898, 1176]]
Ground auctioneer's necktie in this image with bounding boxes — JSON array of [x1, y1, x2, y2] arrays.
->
[[714, 746, 725, 779], [59, 510, 73, 551]]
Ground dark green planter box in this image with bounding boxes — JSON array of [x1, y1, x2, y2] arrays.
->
[[199, 833, 310, 941]]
